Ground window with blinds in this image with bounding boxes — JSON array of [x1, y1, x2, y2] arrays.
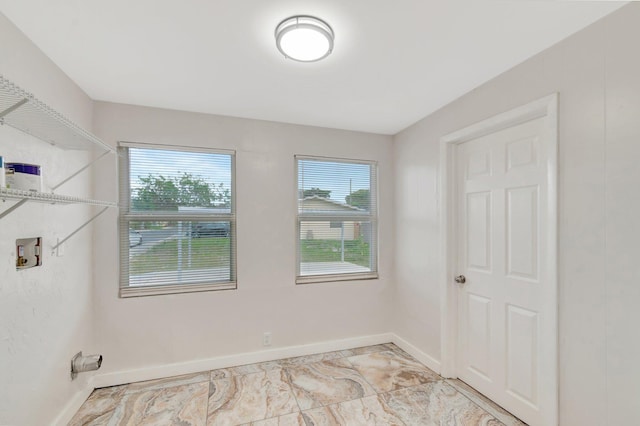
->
[[118, 142, 236, 297], [296, 156, 378, 284]]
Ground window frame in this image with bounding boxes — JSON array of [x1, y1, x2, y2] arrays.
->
[[295, 155, 379, 284], [118, 141, 236, 297]]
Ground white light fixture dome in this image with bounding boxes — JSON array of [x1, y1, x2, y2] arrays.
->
[[275, 15, 334, 62]]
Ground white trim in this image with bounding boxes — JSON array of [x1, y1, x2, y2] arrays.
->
[[58, 332, 442, 422], [51, 386, 94, 426], [440, 95, 558, 145], [391, 334, 442, 374], [439, 93, 558, 424], [119, 281, 236, 298], [90, 333, 393, 389], [295, 155, 379, 284], [294, 154, 378, 166], [118, 140, 236, 156], [117, 144, 237, 297], [296, 272, 379, 284]]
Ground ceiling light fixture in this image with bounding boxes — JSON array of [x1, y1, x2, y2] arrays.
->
[[275, 15, 334, 62]]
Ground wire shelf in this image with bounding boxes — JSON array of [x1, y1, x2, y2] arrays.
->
[[0, 188, 117, 207], [0, 75, 113, 152]]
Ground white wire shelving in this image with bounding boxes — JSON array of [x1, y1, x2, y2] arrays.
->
[[0, 188, 116, 208], [0, 75, 117, 251], [0, 75, 114, 152]]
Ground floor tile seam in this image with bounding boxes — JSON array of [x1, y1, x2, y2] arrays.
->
[[346, 352, 440, 398], [122, 376, 211, 395], [208, 372, 300, 425], [304, 388, 388, 412], [301, 394, 410, 426], [291, 353, 353, 368], [442, 379, 510, 425], [379, 378, 449, 420], [196, 385, 210, 426], [348, 347, 390, 358], [205, 376, 245, 425], [107, 393, 131, 425], [213, 364, 289, 380], [282, 367, 306, 416], [340, 355, 382, 397], [352, 387, 411, 426], [376, 377, 447, 396], [227, 365, 278, 377], [208, 345, 381, 376], [232, 410, 303, 426], [278, 348, 350, 367], [204, 378, 215, 426]]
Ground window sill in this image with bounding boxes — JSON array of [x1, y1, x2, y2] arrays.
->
[[119, 281, 236, 298], [296, 272, 378, 285]]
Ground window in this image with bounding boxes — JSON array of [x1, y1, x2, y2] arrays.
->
[[118, 142, 235, 297], [296, 156, 378, 283]]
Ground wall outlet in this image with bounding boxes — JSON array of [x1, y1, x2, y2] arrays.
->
[[263, 332, 272, 347]]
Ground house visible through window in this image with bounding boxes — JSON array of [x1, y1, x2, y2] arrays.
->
[[118, 142, 235, 297], [296, 156, 378, 283]]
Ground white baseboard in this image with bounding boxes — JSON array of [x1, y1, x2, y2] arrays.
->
[[51, 385, 93, 426], [390, 334, 442, 374], [60, 332, 441, 424], [89, 332, 442, 391], [91, 333, 394, 389]]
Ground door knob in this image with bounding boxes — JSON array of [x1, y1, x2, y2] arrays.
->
[[455, 275, 466, 284]]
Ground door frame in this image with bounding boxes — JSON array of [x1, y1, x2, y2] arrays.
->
[[438, 94, 558, 422]]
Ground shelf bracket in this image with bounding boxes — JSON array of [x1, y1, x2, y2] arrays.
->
[[0, 98, 28, 120], [0, 198, 28, 220], [51, 206, 109, 252], [51, 150, 113, 191]]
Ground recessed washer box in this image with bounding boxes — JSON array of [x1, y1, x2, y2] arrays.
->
[[5, 163, 42, 192], [16, 237, 42, 270]]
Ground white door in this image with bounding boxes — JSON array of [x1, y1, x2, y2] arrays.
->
[[456, 115, 556, 426]]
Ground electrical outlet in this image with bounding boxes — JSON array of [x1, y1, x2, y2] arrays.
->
[[263, 332, 272, 347]]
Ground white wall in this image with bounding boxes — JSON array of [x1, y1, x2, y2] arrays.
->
[[91, 102, 395, 377], [0, 12, 97, 426], [393, 4, 640, 425]]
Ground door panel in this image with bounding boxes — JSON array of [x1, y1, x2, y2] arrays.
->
[[467, 150, 492, 178], [456, 116, 551, 425], [467, 191, 492, 271], [506, 185, 539, 280], [467, 293, 492, 380], [506, 136, 538, 171], [506, 304, 538, 405]]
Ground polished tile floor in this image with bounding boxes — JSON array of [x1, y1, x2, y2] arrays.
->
[[69, 343, 526, 426]]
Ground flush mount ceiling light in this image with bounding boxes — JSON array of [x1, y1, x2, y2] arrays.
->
[[275, 15, 334, 62]]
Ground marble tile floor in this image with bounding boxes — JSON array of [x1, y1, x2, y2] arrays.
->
[[69, 343, 526, 426]]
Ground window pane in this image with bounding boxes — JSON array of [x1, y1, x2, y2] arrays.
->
[[119, 145, 235, 295], [129, 148, 232, 212], [296, 156, 377, 281], [299, 220, 374, 276], [298, 159, 372, 213], [126, 220, 232, 287]]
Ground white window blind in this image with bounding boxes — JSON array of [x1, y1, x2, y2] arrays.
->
[[119, 142, 235, 297], [296, 156, 378, 283]]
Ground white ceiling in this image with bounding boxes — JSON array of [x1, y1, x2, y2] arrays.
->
[[0, 1, 626, 135]]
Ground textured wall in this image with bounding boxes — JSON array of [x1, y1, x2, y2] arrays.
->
[[0, 12, 97, 426]]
